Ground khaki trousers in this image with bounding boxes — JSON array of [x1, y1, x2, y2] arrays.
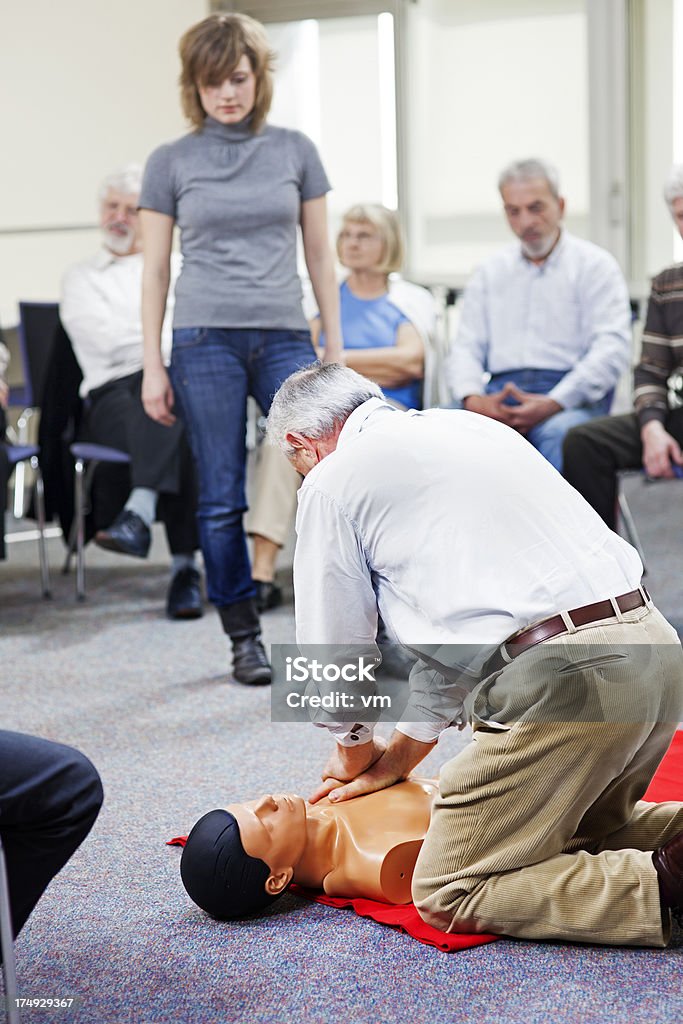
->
[[412, 605, 683, 946], [246, 441, 299, 546]]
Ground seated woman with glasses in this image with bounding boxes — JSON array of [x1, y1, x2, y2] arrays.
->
[[247, 204, 437, 611]]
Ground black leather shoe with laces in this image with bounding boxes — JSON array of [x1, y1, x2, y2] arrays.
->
[[95, 510, 151, 559], [255, 580, 282, 613], [166, 567, 203, 620], [652, 828, 683, 925], [232, 635, 272, 686]]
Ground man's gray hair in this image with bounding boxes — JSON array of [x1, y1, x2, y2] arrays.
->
[[663, 164, 683, 213], [267, 362, 383, 455], [498, 158, 561, 200], [98, 163, 143, 202]]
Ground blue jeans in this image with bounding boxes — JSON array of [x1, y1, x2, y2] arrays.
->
[[486, 369, 613, 473], [170, 327, 316, 609]]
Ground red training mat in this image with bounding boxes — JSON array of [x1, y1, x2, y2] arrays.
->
[[643, 728, 683, 802], [168, 730, 683, 953]]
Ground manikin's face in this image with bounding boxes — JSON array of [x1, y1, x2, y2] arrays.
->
[[197, 54, 257, 125], [225, 794, 308, 877], [338, 219, 385, 273], [501, 177, 565, 261], [100, 188, 141, 257], [671, 196, 683, 239]]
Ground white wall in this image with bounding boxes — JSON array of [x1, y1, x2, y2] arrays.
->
[[641, 0, 676, 280], [267, 15, 388, 224], [0, 0, 207, 326], [2, 0, 678, 324]]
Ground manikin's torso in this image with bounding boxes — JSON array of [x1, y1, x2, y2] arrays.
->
[[299, 778, 437, 904]]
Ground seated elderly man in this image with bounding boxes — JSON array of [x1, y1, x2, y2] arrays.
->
[[446, 158, 632, 472], [265, 362, 683, 948], [563, 164, 683, 521], [60, 165, 202, 619]]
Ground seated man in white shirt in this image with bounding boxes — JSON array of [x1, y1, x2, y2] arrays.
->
[[446, 158, 632, 472], [265, 362, 683, 948], [60, 165, 202, 619]]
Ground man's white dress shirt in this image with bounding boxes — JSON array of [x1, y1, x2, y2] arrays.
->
[[60, 249, 179, 397], [447, 231, 632, 408], [293, 398, 643, 745]]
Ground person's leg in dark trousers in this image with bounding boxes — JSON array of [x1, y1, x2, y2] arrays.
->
[[85, 371, 189, 533], [563, 408, 683, 528], [169, 327, 315, 684], [84, 372, 201, 614], [0, 730, 103, 938]]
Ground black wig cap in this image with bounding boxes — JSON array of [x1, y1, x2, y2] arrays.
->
[[180, 809, 281, 920]]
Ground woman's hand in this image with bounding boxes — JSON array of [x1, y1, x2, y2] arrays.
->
[[301, 197, 343, 364], [142, 365, 176, 426]]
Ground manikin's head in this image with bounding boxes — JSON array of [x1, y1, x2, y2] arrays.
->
[[498, 157, 565, 261], [266, 362, 383, 477], [180, 794, 307, 919], [663, 164, 683, 240], [98, 164, 142, 258]]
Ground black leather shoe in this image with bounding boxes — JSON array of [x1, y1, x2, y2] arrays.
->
[[95, 510, 151, 558], [255, 580, 282, 613], [232, 635, 272, 686], [166, 567, 203, 620], [652, 828, 683, 924]]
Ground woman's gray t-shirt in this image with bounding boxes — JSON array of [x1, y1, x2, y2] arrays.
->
[[140, 117, 331, 330]]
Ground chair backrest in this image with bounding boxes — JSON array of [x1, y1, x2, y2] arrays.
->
[[17, 302, 61, 410]]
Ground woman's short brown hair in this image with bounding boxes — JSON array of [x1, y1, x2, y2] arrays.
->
[[337, 204, 405, 275], [179, 13, 275, 132]]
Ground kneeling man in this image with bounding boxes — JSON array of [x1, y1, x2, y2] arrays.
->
[[266, 362, 683, 947]]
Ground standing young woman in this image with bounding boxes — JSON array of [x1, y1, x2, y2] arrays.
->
[[140, 13, 341, 685]]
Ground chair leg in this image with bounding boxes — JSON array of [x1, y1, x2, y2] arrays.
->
[[0, 840, 22, 1024], [617, 490, 647, 574], [62, 520, 77, 577], [31, 458, 51, 599], [74, 458, 86, 601], [11, 409, 34, 520]]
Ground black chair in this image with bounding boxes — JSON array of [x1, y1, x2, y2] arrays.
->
[[11, 302, 61, 518]]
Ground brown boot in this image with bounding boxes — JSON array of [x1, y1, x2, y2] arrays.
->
[[652, 829, 683, 925]]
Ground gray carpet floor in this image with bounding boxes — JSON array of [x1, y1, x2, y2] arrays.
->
[[1, 473, 682, 1024]]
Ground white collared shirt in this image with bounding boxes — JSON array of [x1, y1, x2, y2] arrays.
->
[[293, 398, 643, 745], [60, 249, 179, 397], [447, 231, 632, 409]]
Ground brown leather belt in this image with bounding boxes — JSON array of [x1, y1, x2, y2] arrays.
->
[[485, 587, 649, 676]]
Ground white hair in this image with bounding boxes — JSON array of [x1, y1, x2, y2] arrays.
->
[[498, 158, 561, 201], [98, 163, 143, 203], [663, 164, 683, 213], [266, 363, 383, 455]]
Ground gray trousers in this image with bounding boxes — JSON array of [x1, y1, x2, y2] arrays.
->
[[413, 604, 683, 946]]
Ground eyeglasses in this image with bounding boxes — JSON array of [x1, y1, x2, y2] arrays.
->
[[338, 229, 381, 245]]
